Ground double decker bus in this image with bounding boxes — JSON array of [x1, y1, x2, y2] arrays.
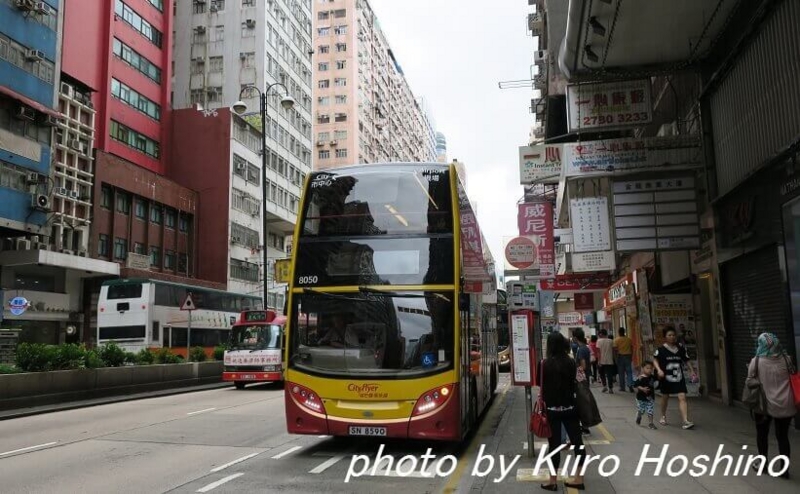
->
[[97, 278, 262, 357], [284, 162, 498, 441], [224, 310, 286, 389]]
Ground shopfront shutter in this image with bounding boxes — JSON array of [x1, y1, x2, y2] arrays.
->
[[721, 245, 789, 401]]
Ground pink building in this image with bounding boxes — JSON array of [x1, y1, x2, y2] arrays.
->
[[312, 0, 437, 169]]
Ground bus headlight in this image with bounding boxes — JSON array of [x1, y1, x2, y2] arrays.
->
[[412, 384, 454, 417]]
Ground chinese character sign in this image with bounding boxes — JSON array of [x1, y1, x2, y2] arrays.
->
[[569, 197, 611, 253], [519, 145, 563, 184], [567, 79, 652, 132], [517, 202, 554, 276]]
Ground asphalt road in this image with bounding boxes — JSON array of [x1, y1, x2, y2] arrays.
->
[[0, 378, 511, 493]]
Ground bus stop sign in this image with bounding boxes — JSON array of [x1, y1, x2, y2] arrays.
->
[[180, 294, 195, 311]]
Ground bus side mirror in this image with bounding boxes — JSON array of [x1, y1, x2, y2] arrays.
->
[[459, 293, 470, 312]]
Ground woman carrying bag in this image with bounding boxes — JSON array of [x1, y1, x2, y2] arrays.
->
[[537, 332, 587, 491], [746, 333, 796, 479]]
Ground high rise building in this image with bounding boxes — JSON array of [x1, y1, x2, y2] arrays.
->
[[312, 0, 437, 169], [435, 131, 447, 162]]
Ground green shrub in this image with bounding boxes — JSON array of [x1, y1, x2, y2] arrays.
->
[[98, 343, 126, 367], [189, 346, 207, 362], [213, 345, 226, 361], [135, 349, 155, 365], [154, 347, 182, 364], [84, 350, 104, 369], [0, 364, 21, 374], [15, 343, 56, 372], [52, 343, 87, 370], [124, 351, 138, 365]]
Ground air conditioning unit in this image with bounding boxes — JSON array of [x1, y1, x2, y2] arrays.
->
[[235, 162, 245, 170], [194, 26, 206, 34], [54, 187, 68, 196], [15, 106, 36, 121], [61, 249, 74, 255], [69, 190, 80, 199], [34, 2, 51, 14], [69, 139, 82, 150], [31, 194, 50, 211], [209, 4, 218, 12], [26, 172, 39, 184], [61, 82, 73, 98], [533, 73, 547, 90], [25, 49, 45, 62], [316, 140, 325, 146], [329, 140, 338, 146], [15, 0, 34, 11], [533, 50, 548, 64], [42, 115, 61, 127], [245, 19, 256, 28], [15, 238, 32, 251]]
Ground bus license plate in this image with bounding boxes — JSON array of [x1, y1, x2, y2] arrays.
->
[[241, 374, 256, 379], [349, 426, 386, 437]]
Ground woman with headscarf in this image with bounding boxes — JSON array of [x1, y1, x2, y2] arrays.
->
[[747, 332, 795, 479]]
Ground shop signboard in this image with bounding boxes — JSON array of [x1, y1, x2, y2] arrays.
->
[[540, 274, 612, 291], [517, 202, 554, 276], [558, 311, 584, 325], [572, 251, 616, 272], [570, 197, 611, 253], [563, 136, 702, 177], [519, 144, 563, 184], [566, 79, 653, 132]]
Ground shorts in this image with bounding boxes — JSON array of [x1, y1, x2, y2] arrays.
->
[[659, 379, 687, 395], [637, 399, 655, 416]]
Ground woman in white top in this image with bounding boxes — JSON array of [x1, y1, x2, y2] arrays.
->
[[747, 332, 796, 479]]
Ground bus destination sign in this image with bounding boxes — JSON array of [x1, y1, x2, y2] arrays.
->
[[244, 311, 269, 322]]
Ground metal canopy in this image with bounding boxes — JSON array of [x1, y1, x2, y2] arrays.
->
[[559, 0, 742, 80]]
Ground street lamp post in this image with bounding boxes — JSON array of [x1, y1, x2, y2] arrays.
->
[[232, 84, 295, 311]]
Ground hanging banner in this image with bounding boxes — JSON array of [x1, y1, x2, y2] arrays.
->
[[563, 136, 702, 177], [517, 202, 554, 276], [519, 144, 563, 184]]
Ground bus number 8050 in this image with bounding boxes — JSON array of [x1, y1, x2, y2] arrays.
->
[[297, 276, 318, 285]]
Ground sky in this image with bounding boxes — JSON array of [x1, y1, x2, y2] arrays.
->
[[369, 0, 536, 276]]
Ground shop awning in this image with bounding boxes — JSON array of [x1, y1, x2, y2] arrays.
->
[[0, 85, 61, 118]]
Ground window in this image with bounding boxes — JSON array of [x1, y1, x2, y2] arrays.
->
[[318, 62, 329, 71], [318, 79, 330, 89], [318, 11, 329, 20], [230, 222, 260, 249], [334, 9, 346, 17], [134, 243, 146, 255], [101, 186, 112, 209], [98, 234, 109, 257], [334, 113, 347, 122], [232, 188, 260, 214], [336, 43, 346, 52], [335, 95, 347, 104], [242, 21, 255, 37], [165, 250, 176, 270], [209, 56, 223, 72], [334, 25, 347, 35], [194, 1, 206, 13], [334, 78, 346, 87], [178, 253, 189, 274], [317, 114, 330, 124], [165, 209, 176, 229], [318, 27, 330, 36], [241, 52, 255, 68], [336, 60, 346, 70], [230, 258, 259, 282], [150, 246, 161, 267], [114, 237, 128, 260], [135, 199, 146, 219], [147, 0, 163, 11], [318, 132, 331, 141], [111, 78, 161, 120], [211, 25, 225, 42], [116, 193, 130, 214], [112, 39, 160, 82], [335, 148, 348, 158], [114, 0, 163, 47], [319, 150, 330, 159], [318, 45, 330, 54], [318, 96, 330, 106], [0, 33, 56, 83], [110, 120, 160, 159], [179, 216, 189, 232], [211, 0, 226, 11], [150, 205, 162, 224], [242, 0, 255, 6]]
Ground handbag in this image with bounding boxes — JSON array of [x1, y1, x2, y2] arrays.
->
[[576, 379, 603, 427], [782, 354, 800, 411], [742, 356, 768, 417], [530, 360, 552, 438]]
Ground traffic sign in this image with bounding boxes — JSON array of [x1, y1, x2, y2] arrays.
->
[[505, 236, 538, 269], [180, 293, 195, 311]]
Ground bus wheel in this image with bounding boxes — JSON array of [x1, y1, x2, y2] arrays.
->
[[234, 382, 246, 390]]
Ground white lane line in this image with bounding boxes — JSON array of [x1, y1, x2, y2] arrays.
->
[[270, 445, 302, 459], [317, 435, 329, 438], [196, 473, 244, 493], [210, 452, 261, 473], [309, 454, 346, 474], [0, 442, 58, 457], [187, 407, 217, 416]]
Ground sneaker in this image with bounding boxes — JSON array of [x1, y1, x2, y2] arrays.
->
[[635, 415, 642, 425], [659, 416, 668, 426], [682, 421, 694, 430], [648, 423, 658, 430], [602, 387, 608, 393]]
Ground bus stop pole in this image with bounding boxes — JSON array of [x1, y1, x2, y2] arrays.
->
[[187, 310, 192, 356], [526, 385, 534, 457]]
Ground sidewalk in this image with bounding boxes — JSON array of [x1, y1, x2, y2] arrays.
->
[[466, 378, 800, 493]]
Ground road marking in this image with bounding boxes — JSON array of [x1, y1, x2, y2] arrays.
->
[[596, 424, 615, 442], [196, 473, 244, 493], [317, 435, 329, 438], [187, 407, 217, 416], [271, 445, 302, 459], [442, 382, 511, 492], [309, 454, 346, 474], [210, 452, 261, 473], [516, 470, 570, 482], [0, 442, 58, 457], [381, 462, 437, 478]]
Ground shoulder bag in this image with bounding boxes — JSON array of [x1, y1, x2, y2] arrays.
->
[[781, 354, 800, 411], [530, 359, 552, 438], [742, 356, 768, 417]]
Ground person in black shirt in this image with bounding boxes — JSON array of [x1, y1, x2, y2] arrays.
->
[[537, 332, 586, 491], [653, 326, 696, 429], [633, 360, 657, 429]]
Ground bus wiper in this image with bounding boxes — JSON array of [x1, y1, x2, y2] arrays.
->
[[358, 287, 450, 302]]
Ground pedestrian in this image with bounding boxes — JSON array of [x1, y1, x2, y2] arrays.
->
[[574, 333, 592, 435], [653, 326, 696, 429], [589, 335, 599, 383], [538, 332, 586, 491], [597, 329, 616, 393], [614, 327, 634, 392], [633, 360, 658, 429], [748, 332, 795, 480]]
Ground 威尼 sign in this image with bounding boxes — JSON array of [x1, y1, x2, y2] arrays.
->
[[566, 79, 652, 132]]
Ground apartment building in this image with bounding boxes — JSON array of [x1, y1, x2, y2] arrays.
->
[[172, 0, 313, 302], [312, 0, 437, 169]]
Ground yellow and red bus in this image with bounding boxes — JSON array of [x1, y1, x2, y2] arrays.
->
[[223, 310, 286, 389], [283, 162, 498, 441]]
